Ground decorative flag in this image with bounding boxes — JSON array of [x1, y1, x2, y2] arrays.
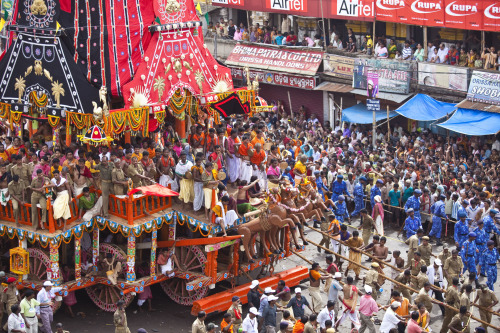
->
[[196, 2, 202, 14], [56, 21, 61, 34], [0, 11, 7, 33]]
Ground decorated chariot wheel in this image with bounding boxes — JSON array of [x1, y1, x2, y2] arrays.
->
[[160, 244, 209, 305], [27, 248, 62, 313], [86, 243, 133, 312]]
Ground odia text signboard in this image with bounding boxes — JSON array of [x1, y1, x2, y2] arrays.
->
[[353, 59, 412, 94], [323, 54, 355, 79], [231, 67, 317, 89], [226, 44, 323, 76], [467, 71, 500, 105], [418, 63, 469, 92]]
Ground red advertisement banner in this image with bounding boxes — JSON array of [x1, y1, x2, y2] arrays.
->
[[230, 67, 317, 89], [331, 0, 375, 20], [225, 44, 323, 76], [407, 0, 445, 25], [484, 0, 500, 31], [375, 0, 407, 23], [444, 0, 483, 29]]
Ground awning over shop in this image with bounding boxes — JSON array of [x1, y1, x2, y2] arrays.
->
[[438, 108, 500, 136], [350, 89, 413, 104], [226, 43, 323, 76], [455, 99, 500, 113], [342, 103, 398, 124], [396, 94, 456, 121], [314, 82, 352, 93]]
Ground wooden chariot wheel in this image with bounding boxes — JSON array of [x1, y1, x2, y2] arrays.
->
[[86, 243, 133, 312], [160, 244, 209, 305], [27, 248, 62, 313]]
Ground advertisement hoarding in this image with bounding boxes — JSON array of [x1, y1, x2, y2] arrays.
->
[[418, 63, 469, 92], [353, 58, 412, 94]]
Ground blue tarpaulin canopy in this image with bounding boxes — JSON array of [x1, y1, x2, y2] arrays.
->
[[438, 108, 500, 136], [342, 103, 398, 124], [396, 94, 456, 121]]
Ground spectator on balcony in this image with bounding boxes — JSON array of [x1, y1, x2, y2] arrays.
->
[[458, 48, 467, 66], [330, 25, 337, 45], [402, 40, 413, 61], [271, 26, 278, 44], [274, 31, 283, 45], [429, 48, 440, 63], [332, 35, 343, 50], [205, 21, 216, 38], [263, 27, 272, 44], [496, 50, 500, 70], [249, 27, 257, 42], [467, 49, 478, 68], [360, 36, 368, 53], [286, 31, 298, 46], [437, 43, 449, 63], [388, 39, 397, 59], [242, 27, 249, 41], [346, 28, 355, 46], [394, 50, 402, 60], [347, 37, 356, 53], [413, 43, 425, 62], [233, 27, 242, 41], [304, 36, 314, 47], [314, 34, 323, 48], [427, 42, 436, 62], [227, 19, 235, 39], [376, 40, 388, 59], [481, 46, 498, 69], [448, 45, 459, 65]]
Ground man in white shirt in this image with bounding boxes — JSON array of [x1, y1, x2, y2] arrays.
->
[[437, 43, 449, 63], [426, 259, 446, 316], [317, 301, 336, 329], [380, 302, 403, 333], [37, 281, 63, 333], [241, 307, 260, 333], [427, 42, 436, 61]]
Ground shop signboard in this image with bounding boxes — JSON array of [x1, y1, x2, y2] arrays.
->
[[331, 0, 375, 20], [226, 44, 323, 76], [323, 54, 355, 79], [353, 58, 412, 94], [230, 67, 317, 89], [467, 70, 500, 105], [366, 99, 380, 111], [418, 63, 469, 92]]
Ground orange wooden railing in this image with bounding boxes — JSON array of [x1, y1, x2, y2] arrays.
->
[[0, 189, 172, 231]]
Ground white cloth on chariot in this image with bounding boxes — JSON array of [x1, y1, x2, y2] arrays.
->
[[226, 155, 240, 183], [50, 178, 72, 220], [73, 183, 86, 197], [252, 168, 268, 191], [215, 202, 238, 228], [82, 196, 103, 221], [159, 174, 178, 192], [239, 159, 253, 183], [0, 188, 9, 206], [160, 258, 175, 278]]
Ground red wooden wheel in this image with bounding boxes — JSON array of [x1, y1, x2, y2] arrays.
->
[[160, 244, 208, 305], [28, 248, 62, 313], [86, 243, 133, 312]]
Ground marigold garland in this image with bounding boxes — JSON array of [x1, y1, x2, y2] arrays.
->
[[47, 115, 60, 128], [0, 103, 10, 119], [29, 91, 48, 108]]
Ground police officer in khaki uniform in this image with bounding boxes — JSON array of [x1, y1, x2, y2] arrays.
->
[[407, 252, 426, 276], [443, 250, 464, 286], [448, 306, 470, 333], [112, 165, 129, 196], [473, 285, 499, 332], [10, 154, 30, 186], [94, 157, 114, 218], [127, 157, 153, 188], [441, 277, 461, 333], [363, 262, 380, 300], [412, 265, 429, 291], [30, 169, 50, 230], [8, 175, 26, 226], [192, 311, 207, 333], [417, 236, 434, 266], [394, 269, 412, 300]]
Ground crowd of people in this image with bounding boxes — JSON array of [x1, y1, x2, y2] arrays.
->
[[0, 100, 499, 332]]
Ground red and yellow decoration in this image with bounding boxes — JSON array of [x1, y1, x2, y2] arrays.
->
[[78, 125, 113, 146], [10, 247, 29, 276]]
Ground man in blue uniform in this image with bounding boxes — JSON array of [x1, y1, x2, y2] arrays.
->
[[402, 208, 422, 239], [404, 189, 422, 221], [454, 211, 470, 249], [333, 195, 350, 224], [330, 174, 350, 202], [480, 240, 499, 291], [314, 171, 329, 201], [483, 209, 500, 236], [370, 179, 383, 209], [351, 176, 367, 217], [430, 194, 447, 246], [460, 232, 479, 279], [457, 199, 469, 219], [474, 220, 489, 276]]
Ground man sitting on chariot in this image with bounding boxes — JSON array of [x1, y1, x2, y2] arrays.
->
[[157, 248, 181, 277], [212, 195, 239, 237]]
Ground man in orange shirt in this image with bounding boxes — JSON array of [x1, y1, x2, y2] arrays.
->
[[221, 313, 234, 333], [192, 126, 205, 155], [238, 135, 254, 183], [250, 130, 265, 147], [0, 145, 10, 162], [7, 137, 23, 157], [250, 143, 267, 190]]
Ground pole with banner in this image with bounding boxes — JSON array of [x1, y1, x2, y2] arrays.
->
[[367, 99, 380, 147], [387, 105, 390, 141]]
